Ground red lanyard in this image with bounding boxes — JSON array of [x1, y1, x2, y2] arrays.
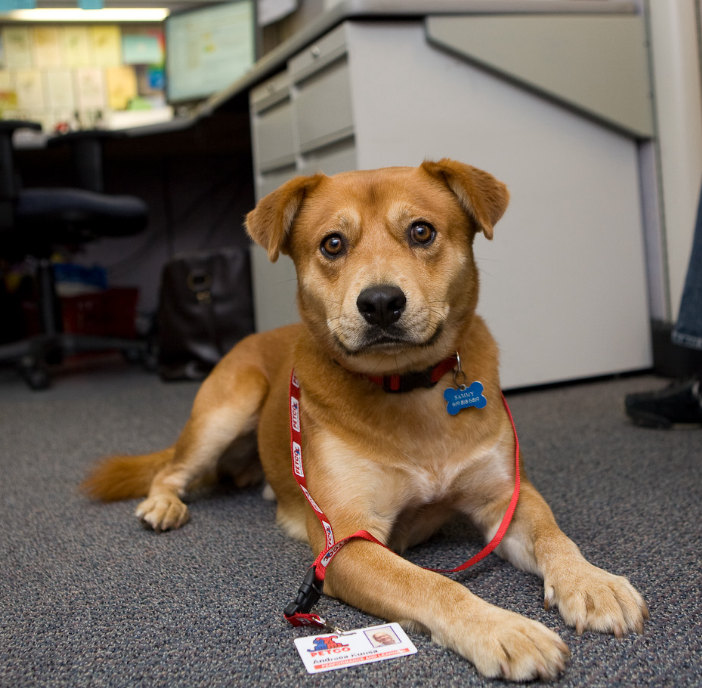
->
[[284, 368, 521, 628]]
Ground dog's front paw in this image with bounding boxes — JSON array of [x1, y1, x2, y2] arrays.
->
[[444, 607, 570, 681], [135, 495, 190, 532], [544, 562, 649, 637]]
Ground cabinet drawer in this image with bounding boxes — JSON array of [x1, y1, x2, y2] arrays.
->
[[299, 138, 357, 177], [251, 70, 291, 113], [251, 72, 296, 172], [290, 23, 354, 154], [293, 57, 353, 154], [289, 22, 349, 83]]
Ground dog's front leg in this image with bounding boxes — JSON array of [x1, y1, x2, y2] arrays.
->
[[136, 368, 267, 531], [321, 539, 569, 681], [482, 480, 649, 637]]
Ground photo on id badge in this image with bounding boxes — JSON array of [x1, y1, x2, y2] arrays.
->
[[366, 626, 401, 647]]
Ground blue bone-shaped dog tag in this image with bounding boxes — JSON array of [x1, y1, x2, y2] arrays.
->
[[444, 381, 487, 416]]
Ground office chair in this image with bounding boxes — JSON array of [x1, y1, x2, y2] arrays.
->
[[0, 120, 150, 390]]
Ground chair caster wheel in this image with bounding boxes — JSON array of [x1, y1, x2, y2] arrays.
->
[[123, 348, 142, 364], [19, 360, 50, 390]]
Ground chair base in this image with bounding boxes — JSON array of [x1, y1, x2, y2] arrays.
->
[[0, 333, 155, 390]]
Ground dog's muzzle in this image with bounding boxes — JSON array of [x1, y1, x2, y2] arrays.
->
[[335, 283, 441, 354]]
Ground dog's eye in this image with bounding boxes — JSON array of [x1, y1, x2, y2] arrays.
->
[[409, 222, 436, 246], [320, 233, 346, 259]]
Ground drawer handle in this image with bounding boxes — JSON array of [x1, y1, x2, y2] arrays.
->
[[311, 45, 321, 58]]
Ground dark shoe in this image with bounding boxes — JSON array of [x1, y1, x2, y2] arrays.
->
[[625, 378, 702, 428]]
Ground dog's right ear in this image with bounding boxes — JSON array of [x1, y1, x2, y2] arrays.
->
[[245, 174, 325, 262]]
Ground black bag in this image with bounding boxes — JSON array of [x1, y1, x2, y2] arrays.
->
[[157, 247, 255, 381]]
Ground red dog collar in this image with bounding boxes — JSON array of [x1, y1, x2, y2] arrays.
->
[[361, 355, 458, 393]]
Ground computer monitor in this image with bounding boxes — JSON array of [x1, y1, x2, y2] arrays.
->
[[164, 0, 257, 107]]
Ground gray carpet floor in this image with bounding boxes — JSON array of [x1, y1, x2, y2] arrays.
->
[[0, 358, 700, 687]]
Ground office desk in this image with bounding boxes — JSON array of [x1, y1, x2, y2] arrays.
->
[[212, 0, 652, 388]]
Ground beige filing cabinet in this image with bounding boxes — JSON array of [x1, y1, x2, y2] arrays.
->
[[248, 14, 652, 389]]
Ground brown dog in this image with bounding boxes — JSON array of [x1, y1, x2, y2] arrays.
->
[[82, 159, 647, 681]]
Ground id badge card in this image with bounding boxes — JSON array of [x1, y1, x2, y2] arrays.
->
[[294, 622, 417, 674]]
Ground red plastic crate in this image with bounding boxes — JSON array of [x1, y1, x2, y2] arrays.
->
[[60, 288, 139, 338]]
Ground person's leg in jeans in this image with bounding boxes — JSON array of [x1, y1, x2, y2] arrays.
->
[[626, 184, 702, 428]]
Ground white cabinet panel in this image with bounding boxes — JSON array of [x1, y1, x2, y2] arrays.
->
[[248, 18, 652, 387]]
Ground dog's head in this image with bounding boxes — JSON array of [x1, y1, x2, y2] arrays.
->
[[246, 159, 508, 375]]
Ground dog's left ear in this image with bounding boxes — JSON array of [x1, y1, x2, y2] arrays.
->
[[245, 174, 325, 261], [421, 159, 509, 240]]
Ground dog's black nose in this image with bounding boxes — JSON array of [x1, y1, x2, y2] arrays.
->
[[357, 285, 407, 328]]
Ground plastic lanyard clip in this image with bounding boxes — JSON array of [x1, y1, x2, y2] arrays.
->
[[284, 565, 323, 618]]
